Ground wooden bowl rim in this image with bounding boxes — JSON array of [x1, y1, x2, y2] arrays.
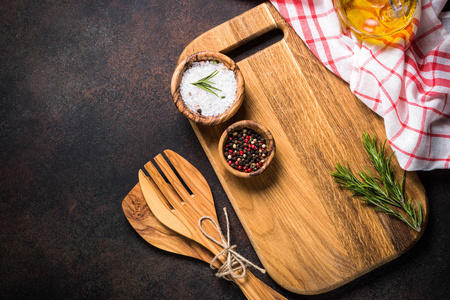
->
[[218, 120, 276, 178], [171, 51, 245, 126]]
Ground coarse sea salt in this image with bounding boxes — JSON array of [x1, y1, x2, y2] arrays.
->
[[180, 60, 237, 117]]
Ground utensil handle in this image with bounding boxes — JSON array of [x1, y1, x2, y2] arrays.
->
[[198, 216, 286, 299], [177, 2, 288, 63], [233, 271, 287, 300]]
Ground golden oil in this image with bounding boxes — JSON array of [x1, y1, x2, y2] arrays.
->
[[336, 0, 418, 38]]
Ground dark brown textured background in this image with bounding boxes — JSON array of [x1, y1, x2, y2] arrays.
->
[[1, 0, 449, 299]]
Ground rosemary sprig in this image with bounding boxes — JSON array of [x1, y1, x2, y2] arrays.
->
[[191, 70, 222, 97], [331, 133, 422, 232]]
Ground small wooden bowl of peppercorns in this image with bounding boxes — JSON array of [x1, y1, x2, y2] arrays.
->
[[218, 120, 276, 178]]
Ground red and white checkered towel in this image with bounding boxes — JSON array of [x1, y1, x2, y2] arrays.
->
[[270, 0, 450, 170]]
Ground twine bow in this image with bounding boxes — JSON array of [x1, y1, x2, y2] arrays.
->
[[198, 207, 266, 280]]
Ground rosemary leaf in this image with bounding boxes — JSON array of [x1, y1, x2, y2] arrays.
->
[[331, 133, 422, 232], [191, 70, 222, 97]]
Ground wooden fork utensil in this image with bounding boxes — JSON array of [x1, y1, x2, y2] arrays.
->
[[139, 150, 286, 300]]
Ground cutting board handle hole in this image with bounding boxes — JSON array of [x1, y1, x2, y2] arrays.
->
[[225, 29, 283, 63]]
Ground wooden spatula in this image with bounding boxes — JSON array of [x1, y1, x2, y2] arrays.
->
[[122, 183, 216, 264], [139, 150, 286, 300]]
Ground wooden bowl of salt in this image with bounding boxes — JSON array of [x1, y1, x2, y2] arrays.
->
[[171, 51, 245, 125], [218, 120, 276, 178]]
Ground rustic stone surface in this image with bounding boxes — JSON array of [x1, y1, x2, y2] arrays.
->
[[1, 1, 449, 299]]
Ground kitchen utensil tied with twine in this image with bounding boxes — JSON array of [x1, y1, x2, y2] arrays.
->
[[139, 150, 286, 299]]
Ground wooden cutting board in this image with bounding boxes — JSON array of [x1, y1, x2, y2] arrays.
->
[[176, 2, 428, 295]]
